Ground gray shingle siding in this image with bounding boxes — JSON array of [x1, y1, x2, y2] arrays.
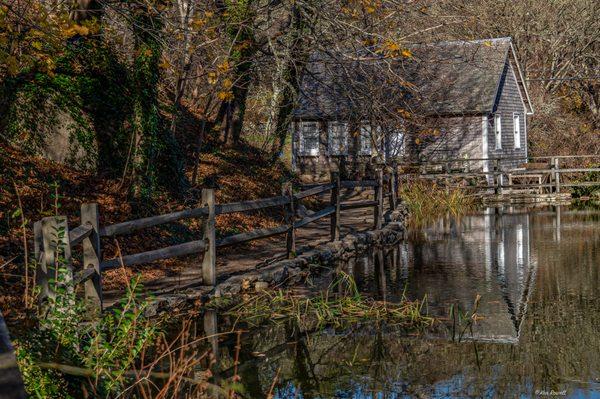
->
[[418, 116, 484, 162], [292, 38, 533, 181], [487, 60, 528, 170]]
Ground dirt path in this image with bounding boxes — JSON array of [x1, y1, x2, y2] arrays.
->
[[103, 190, 380, 305]]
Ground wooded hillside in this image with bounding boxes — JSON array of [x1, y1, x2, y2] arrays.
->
[[1, 0, 598, 197]]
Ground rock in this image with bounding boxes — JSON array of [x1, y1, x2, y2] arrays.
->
[[254, 281, 269, 292]]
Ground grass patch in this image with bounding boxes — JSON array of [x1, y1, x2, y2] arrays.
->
[[215, 273, 434, 331], [400, 180, 475, 225]]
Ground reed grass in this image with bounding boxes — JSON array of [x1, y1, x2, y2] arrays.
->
[[399, 180, 475, 225], [219, 272, 434, 331]]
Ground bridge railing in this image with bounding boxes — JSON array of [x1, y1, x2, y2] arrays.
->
[[400, 155, 600, 194], [33, 170, 398, 313]]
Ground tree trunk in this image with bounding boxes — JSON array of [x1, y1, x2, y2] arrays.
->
[[270, 3, 312, 160], [130, 6, 187, 198]]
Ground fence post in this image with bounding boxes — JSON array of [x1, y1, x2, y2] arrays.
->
[[330, 172, 341, 241], [374, 168, 384, 230], [81, 203, 102, 312], [33, 220, 47, 303], [40, 216, 73, 303], [494, 159, 501, 195], [201, 189, 216, 286], [389, 168, 398, 210], [553, 157, 561, 193], [283, 183, 296, 257]]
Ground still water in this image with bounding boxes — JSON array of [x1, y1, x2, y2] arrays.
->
[[206, 205, 600, 398]]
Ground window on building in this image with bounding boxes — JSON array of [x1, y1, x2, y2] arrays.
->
[[494, 114, 502, 150], [513, 113, 521, 149], [299, 121, 319, 156], [359, 123, 372, 155], [386, 130, 405, 160], [328, 122, 348, 155]]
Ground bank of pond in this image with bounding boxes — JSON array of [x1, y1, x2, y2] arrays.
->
[[11, 204, 600, 398]]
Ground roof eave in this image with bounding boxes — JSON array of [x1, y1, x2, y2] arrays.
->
[[509, 42, 534, 115]]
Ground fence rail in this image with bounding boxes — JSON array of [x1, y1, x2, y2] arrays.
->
[[33, 170, 398, 313], [406, 154, 600, 195]]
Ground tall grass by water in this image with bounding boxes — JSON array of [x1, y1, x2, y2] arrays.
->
[[214, 272, 434, 331], [399, 180, 475, 224]]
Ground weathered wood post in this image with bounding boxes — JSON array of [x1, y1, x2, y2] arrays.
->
[[81, 203, 102, 311], [330, 172, 341, 241], [201, 189, 216, 286], [494, 159, 501, 196], [203, 309, 220, 367], [282, 183, 296, 257], [39, 216, 73, 304], [33, 220, 46, 302], [389, 168, 398, 210], [374, 168, 384, 230], [553, 157, 561, 193]]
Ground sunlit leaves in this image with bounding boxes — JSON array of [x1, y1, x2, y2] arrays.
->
[[218, 90, 234, 101]]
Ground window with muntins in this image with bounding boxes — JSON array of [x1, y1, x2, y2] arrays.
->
[[299, 121, 319, 156], [513, 113, 521, 149], [495, 114, 502, 150], [386, 130, 405, 159], [328, 122, 348, 155], [359, 123, 372, 155]]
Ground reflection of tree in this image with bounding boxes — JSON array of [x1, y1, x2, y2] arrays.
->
[[214, 209, 600, 398]]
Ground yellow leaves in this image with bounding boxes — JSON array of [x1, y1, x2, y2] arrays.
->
[[483, 40, 493, 47], [415, 137, 422, 145], [159, 58, 171, 70], [62, 24, 89, 38], [73, 24, 90, 36], [396, 108, 411, 119], [217, 79, 235, 100], [31, 41, 43, 50], [383, 39, 401, 53], [222, 78, 233, 89], [192, 18, 205, 30], [218, 91, 234, 101], [378, 39, 412, 59], [207, 72, 218, 84], [217, 60, 230, 73]]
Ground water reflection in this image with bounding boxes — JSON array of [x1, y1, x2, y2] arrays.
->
[[349, 207, 538, 343], [202, 206, 600, 398]]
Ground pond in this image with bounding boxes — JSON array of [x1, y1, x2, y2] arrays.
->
[[202, 205, 600, 398]]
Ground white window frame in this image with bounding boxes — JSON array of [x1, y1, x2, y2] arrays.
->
[[386, 129, 405, 160], [298, 121, 319, 156], [513, 113, 521, 149], [359, 122, 372, 155], [494, 113, 502, 150], [327, 121, 348, 156]]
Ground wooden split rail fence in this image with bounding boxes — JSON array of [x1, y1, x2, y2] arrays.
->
[[407, 154, 600, 195], [33, 170, 399, 312]]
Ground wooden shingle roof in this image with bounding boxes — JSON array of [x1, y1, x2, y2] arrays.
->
[[294, 37, 532, 119]]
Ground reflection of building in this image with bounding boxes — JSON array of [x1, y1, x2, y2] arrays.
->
[[347, 208, 537, 343]]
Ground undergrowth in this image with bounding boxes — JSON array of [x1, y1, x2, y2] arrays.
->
[[16, 273, 158, 398]]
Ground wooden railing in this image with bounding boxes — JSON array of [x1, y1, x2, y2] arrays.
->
[[406, 155, 600, 195], [33, 170, 399, 312]]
